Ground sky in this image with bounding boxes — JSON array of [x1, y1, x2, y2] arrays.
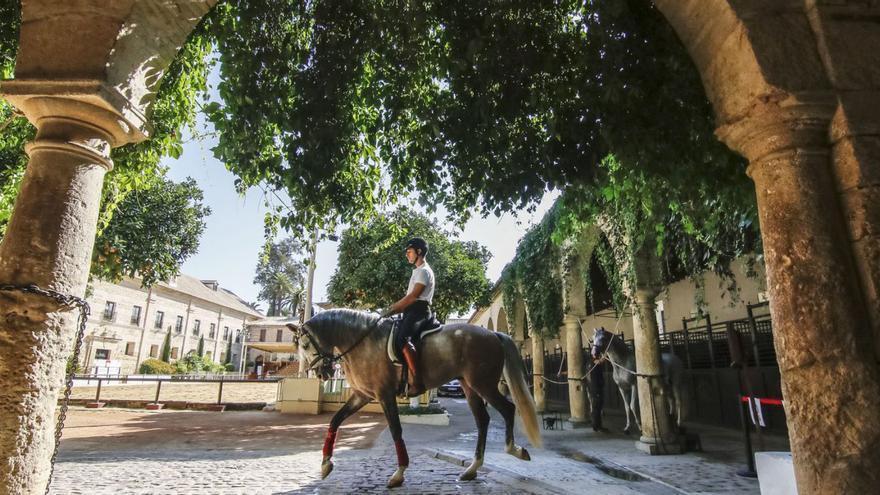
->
[[162, 68, 558, 315]]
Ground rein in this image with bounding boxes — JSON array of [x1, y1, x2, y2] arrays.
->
[[301, 321, 380, 370]]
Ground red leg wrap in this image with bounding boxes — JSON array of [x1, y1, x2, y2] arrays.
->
[[394, 438, 409, 467], [323, 427, 338, 458]]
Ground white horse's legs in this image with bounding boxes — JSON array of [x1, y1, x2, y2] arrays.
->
[[619, 387, 632, 433], [630, 385, 642, 432]]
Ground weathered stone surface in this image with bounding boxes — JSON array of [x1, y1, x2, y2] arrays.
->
[[657, 1, 880, 491], [563, 316, 588, 424], [746, 142, 880, 493], [0, 2, 218, 493], [531, 336, 546, 413]]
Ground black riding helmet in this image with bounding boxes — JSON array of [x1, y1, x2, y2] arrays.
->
[[405, 237, 429, 257]]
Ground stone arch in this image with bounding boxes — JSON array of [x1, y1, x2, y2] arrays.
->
[[652, 2, 880, 491], [496, 306, 509, 334], [487, 318, 494, 331]]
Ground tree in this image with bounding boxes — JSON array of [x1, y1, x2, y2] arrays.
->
[[328, 209, 491, 321], [205, 0, 750, 237], [90, 177, 211, 287], [253, 237, 307, 316], [160, 330, 172, 363], [224, 338, 233, 365], [197, 336, 205, 358]]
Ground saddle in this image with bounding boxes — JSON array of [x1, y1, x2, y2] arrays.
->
[[386, 313, 443, 364]]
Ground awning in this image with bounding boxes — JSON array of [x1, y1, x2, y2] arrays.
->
[[246, 342, 298, 353]]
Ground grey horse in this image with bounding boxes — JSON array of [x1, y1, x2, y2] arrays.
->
[[591, 327, 686, 434], [290, 309, 541, 488]]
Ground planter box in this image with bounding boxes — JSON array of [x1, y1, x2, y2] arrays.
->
[[399, 412, 449, 426], [276, 377, 322, 415]]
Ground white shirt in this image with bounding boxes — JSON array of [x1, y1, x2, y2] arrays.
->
[[407, 262, 435, 304]]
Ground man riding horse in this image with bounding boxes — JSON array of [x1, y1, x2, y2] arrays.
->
[[380, 237, 434, 397]]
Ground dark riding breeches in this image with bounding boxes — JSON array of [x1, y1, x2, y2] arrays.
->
[[395, 300, 430, 351]]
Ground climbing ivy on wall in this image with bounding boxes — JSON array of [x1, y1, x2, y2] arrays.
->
[[500, 205, 566, 338]]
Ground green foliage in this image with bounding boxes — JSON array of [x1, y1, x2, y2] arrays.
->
[[500, 206, 565, 338], [160, 331, 172, 363], [0, 6, 214, 279], [224, 362, 236, 372], [139, 358, 176, 375], [204, 0, 741, 234], [254, 237, 307, 316], [176, 352, 225, 374], [327, 208, 491, 321], [398, 404, 446, 416], [91, 177, 211, 287]]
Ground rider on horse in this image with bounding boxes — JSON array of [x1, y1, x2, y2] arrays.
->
[[381, 237, 435, 397]]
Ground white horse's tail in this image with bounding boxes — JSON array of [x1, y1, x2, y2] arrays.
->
[[497, 332, 542, 448]]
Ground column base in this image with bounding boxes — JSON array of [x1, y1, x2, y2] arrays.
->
[[635, 435, 685, 455], [567, 418, 590, 429]]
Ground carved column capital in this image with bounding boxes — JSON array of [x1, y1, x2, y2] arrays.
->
[[715, 91, 837, 173]]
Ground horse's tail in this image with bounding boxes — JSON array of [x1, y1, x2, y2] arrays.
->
[[496, 332, 542, 448]]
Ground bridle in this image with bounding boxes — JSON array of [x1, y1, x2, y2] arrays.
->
[[297, 322, 379, 372]]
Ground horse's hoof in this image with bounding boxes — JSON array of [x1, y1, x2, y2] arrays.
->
[[459, 470, 478, 481], [520, 447, 531, 461], [321, 460, 334, 479], [387, 474, 404, 488], [387, 467, 405, 488]]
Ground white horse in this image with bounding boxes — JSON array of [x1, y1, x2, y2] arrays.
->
[[591, 327, 686, 434]]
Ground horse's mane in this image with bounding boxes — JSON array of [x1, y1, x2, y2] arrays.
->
[[305, 308, 381, 341]]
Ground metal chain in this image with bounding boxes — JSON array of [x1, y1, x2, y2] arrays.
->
[[0, 284, 90, 495]]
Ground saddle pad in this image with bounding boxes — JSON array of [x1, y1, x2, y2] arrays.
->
[[386, 322, 444, 364]]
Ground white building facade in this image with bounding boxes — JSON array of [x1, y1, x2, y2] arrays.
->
[[82, 274, 263, 375]]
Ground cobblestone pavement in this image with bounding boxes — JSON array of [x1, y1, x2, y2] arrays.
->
[[50, 448, 549, 494], [70, 382, 278, 403], [49, 398, 785, 494]]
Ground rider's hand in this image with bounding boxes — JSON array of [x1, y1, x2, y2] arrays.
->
[[379, 307, 393, 318]]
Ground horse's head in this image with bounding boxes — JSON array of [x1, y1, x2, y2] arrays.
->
[[287, 323, 334, 380], [591, 326, 611, 359]]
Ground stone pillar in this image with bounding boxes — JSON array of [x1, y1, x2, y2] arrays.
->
[[0, 92, 129, 493], [632, 289, 680, 454], [719, 96, 880, 493], [531, 336, 546, 413], [806, 1, 880, 362], [563, 315, 588, 425], [829, 99, 880, 360], [0, 3, 217, 491]]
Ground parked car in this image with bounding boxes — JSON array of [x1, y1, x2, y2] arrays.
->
[[437, 379, 464, 397]]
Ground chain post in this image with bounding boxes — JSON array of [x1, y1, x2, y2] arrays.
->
[[0, 284, 90, 495]]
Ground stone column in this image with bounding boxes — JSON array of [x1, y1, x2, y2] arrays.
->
[[531, 336, 546, 413], [563, 315, 588, 425], [0, 93, 130, 493], [719, 95, 880, 493], [632, 289, 680, 454], [829, 99, 880, 360]]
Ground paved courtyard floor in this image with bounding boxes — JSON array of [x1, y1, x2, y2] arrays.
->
[[50, 398, 787, 494]]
